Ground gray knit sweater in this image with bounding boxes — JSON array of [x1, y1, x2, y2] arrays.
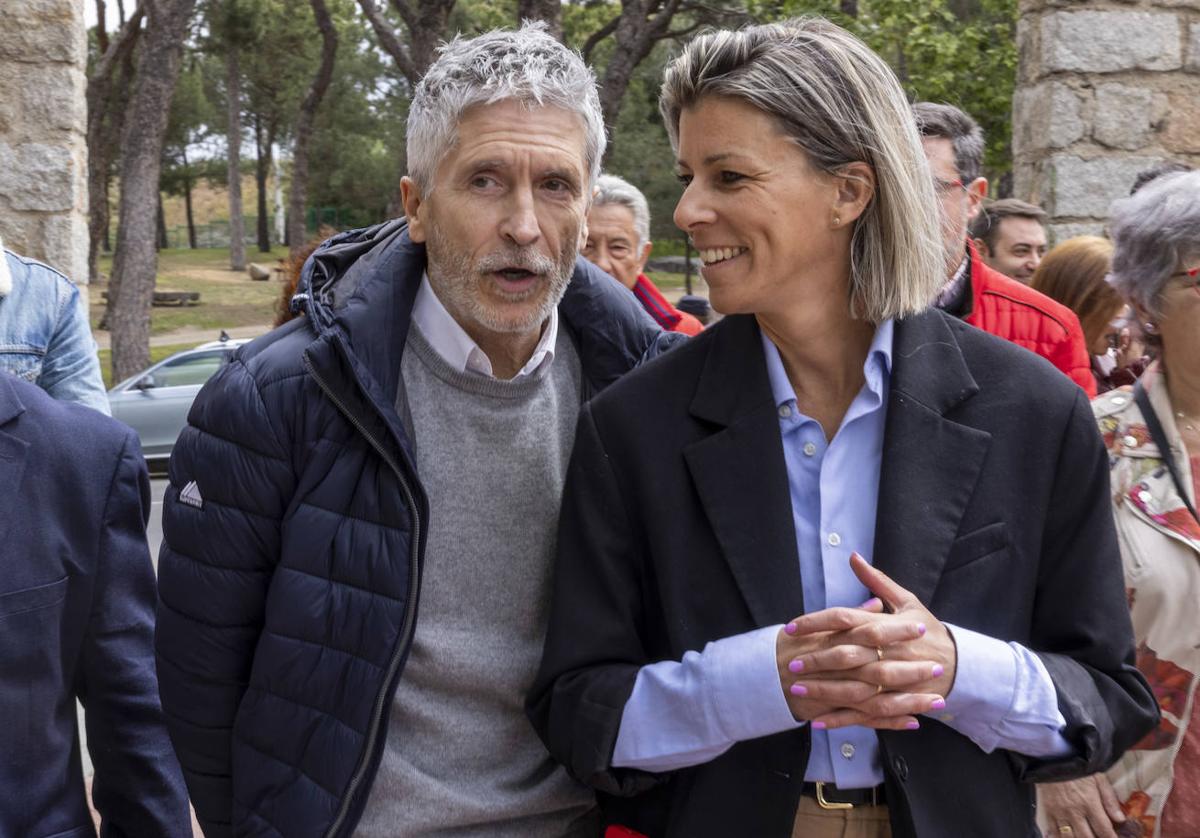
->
[[355, 323, 598, 837]]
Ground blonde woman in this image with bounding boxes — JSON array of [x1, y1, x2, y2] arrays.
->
[[1039, 172, 1200, 837], [529, 18, 1157, 838]]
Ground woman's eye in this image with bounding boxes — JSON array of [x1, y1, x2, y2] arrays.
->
[[675, 173, 692, 186], [719, 170, 745, 184]]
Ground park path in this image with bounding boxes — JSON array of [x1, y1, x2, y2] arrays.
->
[[93, 322, 273, 350]]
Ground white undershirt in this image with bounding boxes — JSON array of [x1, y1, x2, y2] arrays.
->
[[412, 275, 558, 380]]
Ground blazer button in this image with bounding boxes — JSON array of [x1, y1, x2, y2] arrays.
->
[[892, 755, 909, 781]]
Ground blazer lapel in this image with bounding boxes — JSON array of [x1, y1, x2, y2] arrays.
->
[[0, 376, 29, 546], [872, 311, 991, 606], [683, 316, 807, 626]]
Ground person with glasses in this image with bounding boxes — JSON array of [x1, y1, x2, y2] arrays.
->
[[1040, 170, 1200, 838], [913, 102, 1097, 397]]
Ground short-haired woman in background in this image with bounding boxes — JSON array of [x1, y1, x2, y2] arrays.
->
[[529, 18, 1157, 838], [1029, 236, 1145, 394], [1039, 170, 1200, 838]]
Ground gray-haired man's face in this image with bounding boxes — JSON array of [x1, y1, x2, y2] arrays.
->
[[402, 100, 590, 343]]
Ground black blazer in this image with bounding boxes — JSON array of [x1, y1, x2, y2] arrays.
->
[[529, 310, 1158, 838], [0, 375, 191, 837]]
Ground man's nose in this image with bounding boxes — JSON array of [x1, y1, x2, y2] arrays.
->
[[500, 190, 541, 247]]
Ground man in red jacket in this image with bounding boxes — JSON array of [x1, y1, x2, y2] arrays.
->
[[914, 102, 1096, 397], [584, 174, 704, 336]]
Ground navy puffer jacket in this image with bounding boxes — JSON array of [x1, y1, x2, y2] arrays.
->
[[155, 220, 681, 838]]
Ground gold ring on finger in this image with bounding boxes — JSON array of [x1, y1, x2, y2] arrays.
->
[[874, 683, 883, 696], [1058, 827, 1073, 835], [875, 647, 884, 662]]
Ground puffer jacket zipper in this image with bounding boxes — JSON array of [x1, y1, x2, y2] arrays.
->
[[303, 353, 423, 838]]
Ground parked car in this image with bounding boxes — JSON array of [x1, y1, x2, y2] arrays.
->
[[108, 335, 250, 470]]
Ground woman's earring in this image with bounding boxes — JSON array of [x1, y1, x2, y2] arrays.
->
[[832, 214, 841, 227], [1144, 321, 1158, 335]]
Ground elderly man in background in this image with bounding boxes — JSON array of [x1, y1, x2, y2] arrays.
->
[[968, 198, 1048, 284], [913, 102, 1096, 396], [584, 174, 703, 335], [155, 24, 677, 838], [0, 235, 108, 413]]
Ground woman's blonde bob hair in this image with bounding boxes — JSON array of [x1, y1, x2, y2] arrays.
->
[[659, 18, 944, 322]]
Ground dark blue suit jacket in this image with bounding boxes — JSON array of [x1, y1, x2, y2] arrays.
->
[[0, 374, 190, 837]]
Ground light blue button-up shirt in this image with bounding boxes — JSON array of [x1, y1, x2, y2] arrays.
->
[[611, 320, 1072, 779]]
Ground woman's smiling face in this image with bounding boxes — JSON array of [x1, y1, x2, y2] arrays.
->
[[673, 95, 849, 317]]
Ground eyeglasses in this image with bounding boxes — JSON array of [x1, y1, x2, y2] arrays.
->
[[932, 177, 967, 197], [1171, 266, 1200, 297]]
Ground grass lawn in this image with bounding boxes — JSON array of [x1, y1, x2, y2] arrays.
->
[[97, 342, 205, 389], [93, 247, 292, 336]]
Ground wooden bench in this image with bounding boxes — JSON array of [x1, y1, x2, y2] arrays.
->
[[101, 290, 201, 306]]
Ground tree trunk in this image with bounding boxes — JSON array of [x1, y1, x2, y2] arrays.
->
[[225, 44, 246, 270], [358, 0, 453, 85], [182, 148, 197, 248], [86, 7, 142, 285], [156, 192, 169, 249], [95, 0, 110, 53], [287, 0, 338, 258], [255, 115, 271, 252], [517, 0, 561, 40], [108, 0, 197, 382]]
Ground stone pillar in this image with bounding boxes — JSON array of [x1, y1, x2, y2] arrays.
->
[[0, 0, 89, 291], [1014, 0, 1200, 243]]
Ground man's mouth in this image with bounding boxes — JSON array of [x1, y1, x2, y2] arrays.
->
[[496, 267, 536, 282], [699, 247, 748, 266]]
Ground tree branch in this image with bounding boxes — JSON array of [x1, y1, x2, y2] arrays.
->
[[388, 0, 418, 33], [581, 14, 620, 64], [357, 0, 418, 82]]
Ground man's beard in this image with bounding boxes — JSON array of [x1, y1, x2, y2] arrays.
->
[[425, 220, 577, 336]]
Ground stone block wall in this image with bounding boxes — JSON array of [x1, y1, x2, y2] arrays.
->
[[1014, 0, 1200, 242], [0, 0, 89, 289]]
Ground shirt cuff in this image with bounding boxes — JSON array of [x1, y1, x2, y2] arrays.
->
[[708, 624, 805, 743], [937, 623, 1019, 752]]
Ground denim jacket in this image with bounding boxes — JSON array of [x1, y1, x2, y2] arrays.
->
[[0, 243, 109, 414]]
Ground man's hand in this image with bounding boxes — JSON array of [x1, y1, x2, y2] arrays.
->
[[777, 553, 958, 730], [1038, 775, 1128, 838]]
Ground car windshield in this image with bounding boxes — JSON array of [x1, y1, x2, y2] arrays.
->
[[151, 350, 228, 388]]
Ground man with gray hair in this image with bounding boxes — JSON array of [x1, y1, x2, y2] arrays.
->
[[914, 101, 1096, 396], [155, 24, 677, 837], [584, 174, 703, 334]]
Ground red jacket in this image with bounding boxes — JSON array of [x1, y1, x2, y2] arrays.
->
[[633, 274, 704, 336], [964, 244, 1097, 398]]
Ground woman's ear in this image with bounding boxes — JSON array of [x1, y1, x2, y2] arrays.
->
[[831, 161, 876, 227]]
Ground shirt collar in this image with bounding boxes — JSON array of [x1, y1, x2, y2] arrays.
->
[[412, 274, 558, 379], [934, 253, 971, 310], [761, 318, 894, 409]]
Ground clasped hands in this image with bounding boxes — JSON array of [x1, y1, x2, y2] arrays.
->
[[776, 553, 958, 731]]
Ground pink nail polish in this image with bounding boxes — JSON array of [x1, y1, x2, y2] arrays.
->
[[932, 664, 944, 677], [860, 597, 881, 609], [812, 721, 827, 730], [917, 623, 927, 636], [905, 721, 920, 730], [790, 683, 808, 697], [788, 659, 804, 673], [785, 623, 798, 636], [930, 698, 946, 710]]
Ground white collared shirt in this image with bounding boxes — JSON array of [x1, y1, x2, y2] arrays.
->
[[411, 275, 558, 380]]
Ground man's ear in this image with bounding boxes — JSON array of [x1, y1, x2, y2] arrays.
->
[[401, 176, 427, 243], [965, 176, 988, 222], [972, 236, 991, 258], [637, 241, 653, 274]]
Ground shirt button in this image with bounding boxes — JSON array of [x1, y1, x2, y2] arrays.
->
[[1111, 396, 1127, 406], [779, 405, 792, 419], [840, 743, 855, 760], [828, 532, 841, 547], [1123, 435, 1139, 448], [803, 442, 817, 457]]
